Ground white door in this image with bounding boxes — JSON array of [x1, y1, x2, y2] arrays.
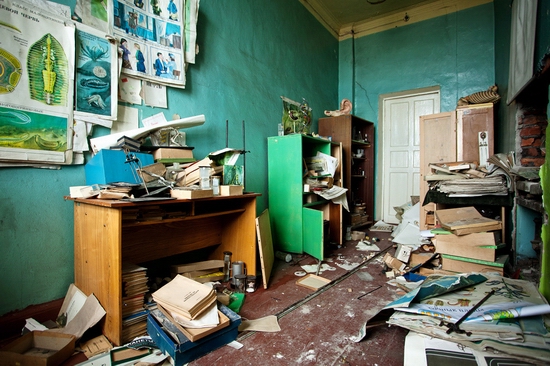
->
[[380, 91, 440, 224]]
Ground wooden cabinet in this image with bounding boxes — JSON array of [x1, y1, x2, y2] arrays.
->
[[267, 134, 342, 260], [319, 115, 375, 230], [419, 104, 494, 229], [70, 194, 259, 345]]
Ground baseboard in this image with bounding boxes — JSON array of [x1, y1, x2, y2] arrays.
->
[[0, 298, 63, 342]]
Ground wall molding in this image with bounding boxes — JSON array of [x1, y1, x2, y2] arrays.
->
[[301, 0, 492, 41]]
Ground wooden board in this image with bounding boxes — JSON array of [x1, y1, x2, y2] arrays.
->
[[256, 209, 274, 290], [435, 206, 501, 234], [296, 274, 331, 291]]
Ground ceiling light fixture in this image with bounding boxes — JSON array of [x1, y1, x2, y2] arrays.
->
[[366, 0, 386, 4]]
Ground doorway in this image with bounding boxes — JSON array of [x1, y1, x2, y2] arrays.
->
[[378, 87, 440, 224]]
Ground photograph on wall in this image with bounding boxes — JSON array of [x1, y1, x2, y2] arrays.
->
[[74, 23, 118, 122], [0, 0, 76, 164], [112, 0, 189, 88]]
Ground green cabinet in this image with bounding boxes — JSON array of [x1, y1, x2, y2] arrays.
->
[[267, 134, 342, 260]]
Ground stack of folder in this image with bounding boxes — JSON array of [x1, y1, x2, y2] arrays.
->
[[121, 263, 150, 343], [152, 275, 229, 342]]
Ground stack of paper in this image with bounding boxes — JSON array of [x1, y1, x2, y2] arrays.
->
[[152, 275, 226, 341], [152, 275, 217, 320]]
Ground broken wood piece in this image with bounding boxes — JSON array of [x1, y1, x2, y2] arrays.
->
[[296, 274, 331, 291]]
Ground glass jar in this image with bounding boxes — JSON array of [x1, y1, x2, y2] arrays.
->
[[222, 251, 232, 282]]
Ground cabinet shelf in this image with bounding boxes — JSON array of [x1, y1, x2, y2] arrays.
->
[[319, 115, 375, 234], [351, 140, 371, 147], [304, 201, 328, 208], [122, 209, 246, 227]]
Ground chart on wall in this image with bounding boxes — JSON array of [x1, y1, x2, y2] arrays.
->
[[0, 0, 75, 164], [112, 0, 197, 88], [74, 23, 119, 122]]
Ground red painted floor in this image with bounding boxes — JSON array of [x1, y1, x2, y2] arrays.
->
[[189, 229, 408, 366]]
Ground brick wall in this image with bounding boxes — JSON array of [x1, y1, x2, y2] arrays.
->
[[517, 103, 548, 167]]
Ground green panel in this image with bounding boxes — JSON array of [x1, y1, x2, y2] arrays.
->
[[268, 135, 304, 254], [302, 207, 324, 261]]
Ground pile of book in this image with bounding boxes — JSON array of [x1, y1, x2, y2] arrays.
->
[[152, 275, 230, 342], [121, 263, 150, 344], [432, 206, 507, 274], [425, 158, 511, 197]]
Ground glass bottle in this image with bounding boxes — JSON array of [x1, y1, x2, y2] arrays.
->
[[222, 251, 232, 282]]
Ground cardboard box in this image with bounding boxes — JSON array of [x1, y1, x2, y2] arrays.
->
[[350, 214, 369, 226], [152, 147, 194, 162], [141, 162, 167, 183], [0, 331, 75, 366], [350, 231, 365, 241], [383, 253, 406, 272], [85, 149, 154, 185], [434, 232, 499, 262], [171, 188, 214, 199], [435, 206, 501, 235], [147, 305, 241, 366], [220, 185, 243, 196], [171, 260, 225, 283]]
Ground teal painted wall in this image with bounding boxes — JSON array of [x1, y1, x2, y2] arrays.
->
[[0, 1, 338, 316], [338, 3, 495, 217], [3, 0, 549, 316]]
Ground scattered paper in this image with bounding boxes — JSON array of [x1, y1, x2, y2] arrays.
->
[[143, 81, 168, 108], [111, 106, 139, 134], [336, 261, 361, 271], [356, 241, 380, 251], [227, 341, 244, 350], [119, 76, 142, 104], [142, 112, 168, 128], [238, 315, 281, 332], [370, 220, 395, 232], [24, 318, 48, 331], [301, 263, 336, 273]]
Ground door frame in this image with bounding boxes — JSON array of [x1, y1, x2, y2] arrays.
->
[[376, 86, 441, 221]]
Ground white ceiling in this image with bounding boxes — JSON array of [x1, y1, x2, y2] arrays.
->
[[300, 0, 491, 40]]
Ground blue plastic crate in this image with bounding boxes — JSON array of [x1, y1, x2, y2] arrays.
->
[[85, 149, 154, 185], [147, 305, 241, 365]]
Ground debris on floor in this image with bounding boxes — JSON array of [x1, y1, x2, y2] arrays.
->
[[355, 272, 550, 364]]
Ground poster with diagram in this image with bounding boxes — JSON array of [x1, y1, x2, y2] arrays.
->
[[0, 0, 75, 164], [112, 0, 189, 88], [74, 23, 118, 122]]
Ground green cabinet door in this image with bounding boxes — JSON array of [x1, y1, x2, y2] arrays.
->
[[268, 134, 337, 261]]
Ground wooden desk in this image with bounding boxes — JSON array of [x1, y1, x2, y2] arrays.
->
[[68, 193, 259, 345]]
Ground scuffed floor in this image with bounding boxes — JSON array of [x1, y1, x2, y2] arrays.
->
[[190, 229, 409, 366]]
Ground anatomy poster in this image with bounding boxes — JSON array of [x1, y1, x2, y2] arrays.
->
[[74, 23, 118, 122], [0, 0, 75, 164]]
